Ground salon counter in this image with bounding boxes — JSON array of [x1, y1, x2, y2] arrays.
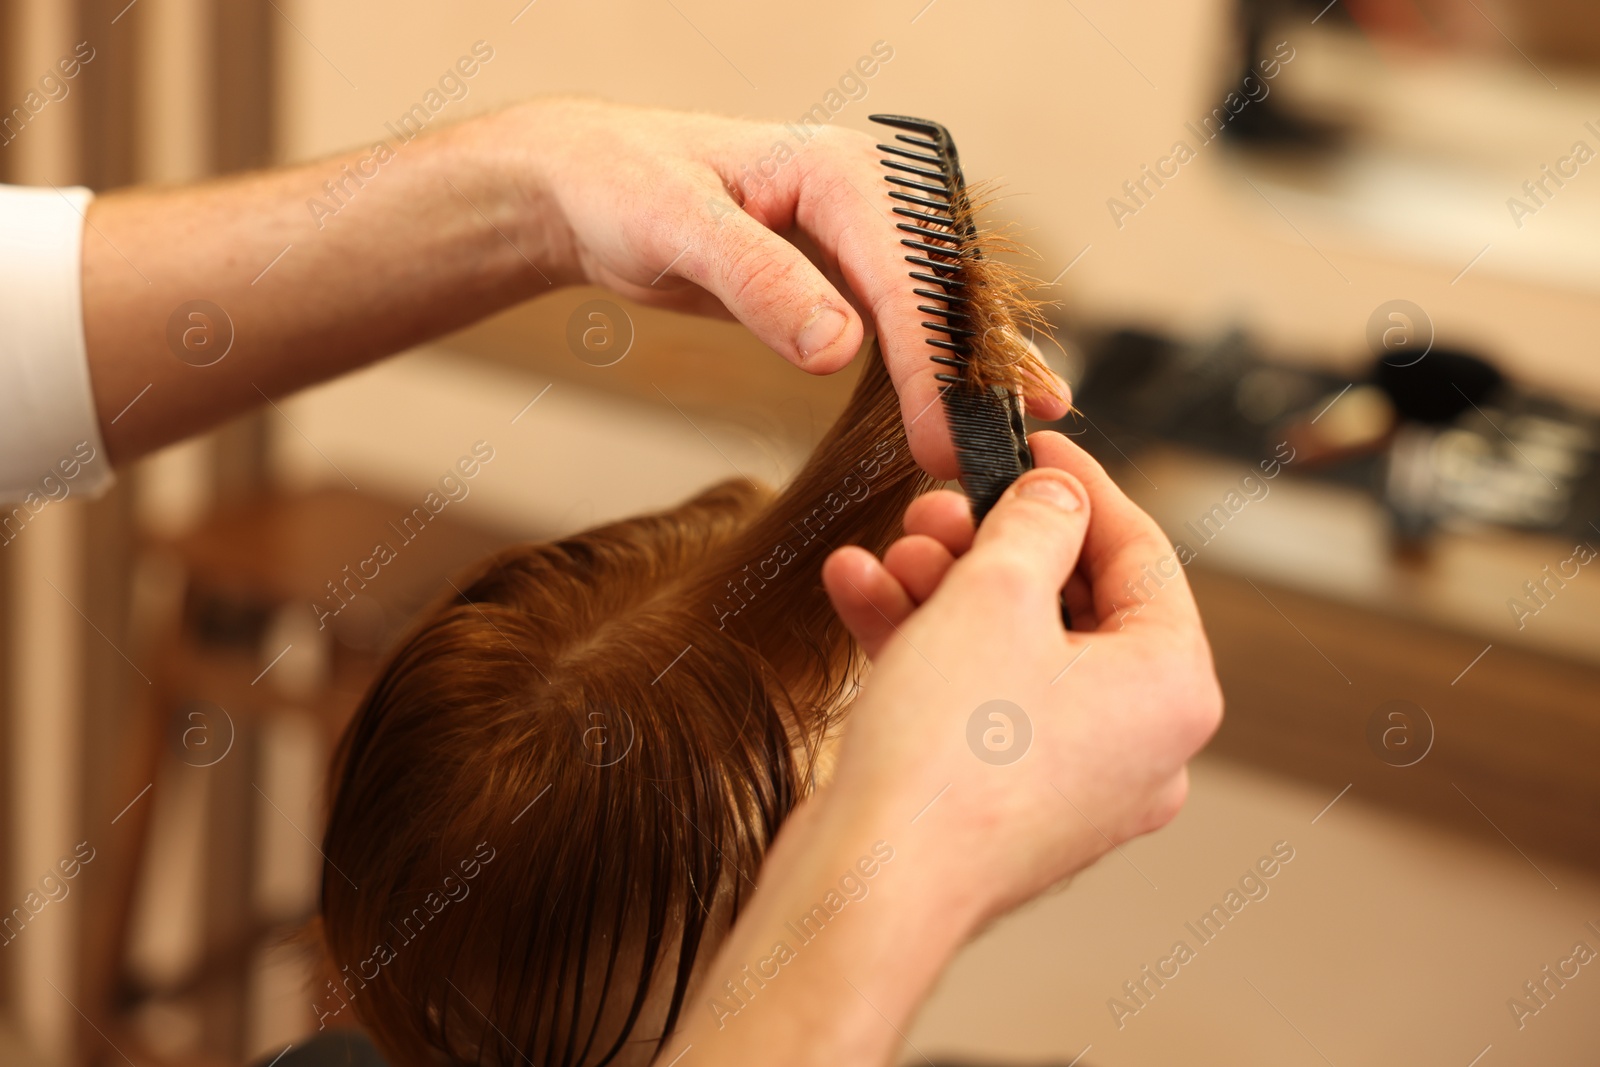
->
[[1117, 445, 1600, 874]]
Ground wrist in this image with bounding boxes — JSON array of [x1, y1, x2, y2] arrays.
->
[[445, 100, 584, 291], [786, 785, 990, 950], [669, 789, 981, 1065]]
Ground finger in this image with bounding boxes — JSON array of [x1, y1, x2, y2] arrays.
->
[[737, 127, 960, 478], [721, 128, 1077, 477], [822, 546, 916, 660], [1027, 431, 1203, 632], [955, 468, 1092, 613], [630, 283, 740, 323], [1011, 334, 1075, 422], [902, 490, 974, 557], [882, 534, 956, 605], [1063, 572, 1097, 631], [672, 202, 864, 373], [1026, 383, 1072, 421], [1021, 336, 1073, 420]]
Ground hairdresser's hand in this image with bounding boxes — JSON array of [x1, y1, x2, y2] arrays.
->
[[664, 434, 1209, 1066], [505, 97, 1069, 479], [819, 431, 1222, 920]]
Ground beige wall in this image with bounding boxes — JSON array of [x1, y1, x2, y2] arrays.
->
[[275, 0, 1600, 403]]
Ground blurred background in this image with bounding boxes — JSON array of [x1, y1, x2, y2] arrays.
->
[[2, 0, 1599, 1064]]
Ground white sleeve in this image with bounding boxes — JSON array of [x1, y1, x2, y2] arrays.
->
[[0, 183, 115, 507]]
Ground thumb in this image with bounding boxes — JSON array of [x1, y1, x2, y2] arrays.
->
[[959, 469, 1091, 608], [674, 206, 863, 372]]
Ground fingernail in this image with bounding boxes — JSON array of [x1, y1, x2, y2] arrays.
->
[[1017, 476, 1081, 511], [797, 306, 847, 362]]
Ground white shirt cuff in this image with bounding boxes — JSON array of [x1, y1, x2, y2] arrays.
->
[[0, 183, 114, 510]]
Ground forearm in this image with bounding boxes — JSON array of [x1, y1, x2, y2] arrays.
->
[[82, 105, 574, 463], [668, 790, 982, 1066]]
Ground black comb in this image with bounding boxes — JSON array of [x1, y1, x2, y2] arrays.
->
[[869, 113, 1033, 523]]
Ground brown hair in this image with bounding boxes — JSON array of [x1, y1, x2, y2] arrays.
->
[[320, 197, 1059, 1067], [319, 349, 937, 1067]]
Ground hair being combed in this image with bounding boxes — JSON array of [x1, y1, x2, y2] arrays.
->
[[946, 182, 1063, 399], [319, 219, 1057, 1067]]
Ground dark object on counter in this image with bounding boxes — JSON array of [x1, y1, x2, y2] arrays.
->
[[1373, 348, 1505, 425], [1063, 325, 1599, 542], [1068, 327, 1354, 472]]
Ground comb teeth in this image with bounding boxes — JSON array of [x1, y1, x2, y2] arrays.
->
[[869, 113, 1032, 523]]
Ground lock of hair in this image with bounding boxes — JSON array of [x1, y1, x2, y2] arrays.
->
[[869, 112, 1063, 521]]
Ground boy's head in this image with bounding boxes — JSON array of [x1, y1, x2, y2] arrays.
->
[[320, 357, 931, 1067]]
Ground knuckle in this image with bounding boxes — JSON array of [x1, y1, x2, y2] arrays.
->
[[717, 235, 795, 308], [1124, 628, 1222, 755], [1144, 773, 1190, 833], [812, 123, 870, 156], [1178, 662, 1225, 750], [645, 185, 708, 263], [800, 126, 882, 198]]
